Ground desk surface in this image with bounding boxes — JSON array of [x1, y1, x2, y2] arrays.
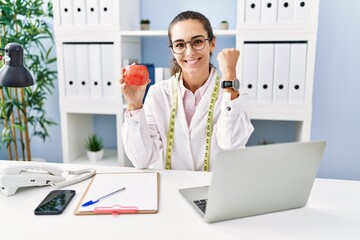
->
[[1, 162, 360, 240]]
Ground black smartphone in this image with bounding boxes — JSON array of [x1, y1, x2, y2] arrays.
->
[[34, 190, 76, 215]]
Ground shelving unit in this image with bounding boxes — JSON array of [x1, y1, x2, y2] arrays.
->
[[237, 0, 319, 141], [53, 0, 319, 165], [53, 0, 142, 166]]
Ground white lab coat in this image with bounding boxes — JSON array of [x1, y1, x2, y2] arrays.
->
[[122, 70, 254, 171]]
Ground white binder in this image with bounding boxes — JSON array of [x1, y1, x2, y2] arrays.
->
[[99, 0, 113, 26], [122, 58, 138, 68], [242, 43, 259, 102], [257, 43, 274, 103], [289, 43, 307, 103], [273, 43, 291, 103], [155, 67, 171, 83], [63, 44, 78, 97], [59, 0, 73, 26], [294, 0, 310, 22], [101, 44, 115, 98], [277, 0, 295, 22], [86, 0, 100, 26], [245, 0, 261, 23], [73, 0, 87, 26], [75, 44, 91, 97], [88, 44, 103, 98], [261, 0, 278, 23]]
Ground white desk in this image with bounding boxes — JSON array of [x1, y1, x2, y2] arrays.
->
[[1, 162, 360, 240]]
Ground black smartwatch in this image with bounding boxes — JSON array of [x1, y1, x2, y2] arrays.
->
[[221, 79, 240, 91]]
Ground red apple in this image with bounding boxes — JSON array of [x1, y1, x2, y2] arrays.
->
[[124, 64, 149, 86]]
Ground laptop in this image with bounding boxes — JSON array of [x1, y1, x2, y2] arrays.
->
[[179, 141, 326, 223]]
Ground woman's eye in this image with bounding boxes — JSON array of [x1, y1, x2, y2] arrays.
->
[[175, 43, 185, 49], [193, 39, 203, 46]]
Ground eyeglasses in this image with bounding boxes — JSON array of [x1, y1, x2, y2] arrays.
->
[[169, 35, 212, 54]]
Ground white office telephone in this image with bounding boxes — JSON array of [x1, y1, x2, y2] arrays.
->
[[0, 162, 96, 196]]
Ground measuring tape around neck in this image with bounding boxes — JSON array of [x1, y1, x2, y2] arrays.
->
[[165, 72, 220, 171]]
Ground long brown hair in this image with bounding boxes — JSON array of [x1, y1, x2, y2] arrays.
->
[[168, 11, 215, 76]]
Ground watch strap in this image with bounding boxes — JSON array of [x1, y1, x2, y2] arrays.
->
[[221, 81, 233, 88]]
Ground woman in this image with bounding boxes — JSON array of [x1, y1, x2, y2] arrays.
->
[[120, 11, 254, 171]]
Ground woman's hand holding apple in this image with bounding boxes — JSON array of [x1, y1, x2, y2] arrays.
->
[[119, 64, 151, 111]]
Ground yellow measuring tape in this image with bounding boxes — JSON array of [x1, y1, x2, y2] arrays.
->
[[165, 73, 179, 170], [165, 72, 220, 171]]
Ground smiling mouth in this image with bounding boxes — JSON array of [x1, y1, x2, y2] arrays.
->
[[184, 58, 200, 65]]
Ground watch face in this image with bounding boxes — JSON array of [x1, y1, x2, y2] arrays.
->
[[233, 79, 240, 90]]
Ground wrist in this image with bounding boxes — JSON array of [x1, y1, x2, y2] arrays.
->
[[222, 75, 236, 81], [223, 88, 239, 100], [221, 70, 236, 81], [127, 102, 143, 111]]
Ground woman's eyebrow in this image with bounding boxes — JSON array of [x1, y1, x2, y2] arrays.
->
[[172, 35, 204, 43], [190, 35, 205, 39], [172, 39, 184, 43]]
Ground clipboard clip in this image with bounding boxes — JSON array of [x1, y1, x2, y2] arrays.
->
[[94, 205, 138, 215]]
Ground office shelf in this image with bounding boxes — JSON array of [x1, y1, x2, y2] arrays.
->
[[53, 0, 319, 165]]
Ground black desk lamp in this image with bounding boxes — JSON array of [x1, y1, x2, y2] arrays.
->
[[0, 43, 34, 161], [0, 43, 34, 87]]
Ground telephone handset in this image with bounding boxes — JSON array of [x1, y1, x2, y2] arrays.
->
[[0, 162, 95, 196], [0, 163, 64, 176]]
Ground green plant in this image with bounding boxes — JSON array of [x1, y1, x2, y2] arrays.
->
[[0, 0, 57, 159], [221, 20, 228, 23], [85, 134, 103, 152], [140, 19, 150, 24]]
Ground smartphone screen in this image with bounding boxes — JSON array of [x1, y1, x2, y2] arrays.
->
[[34, 190, 76, 215]]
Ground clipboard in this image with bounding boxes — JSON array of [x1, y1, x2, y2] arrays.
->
[[74, 172, 160, 215]]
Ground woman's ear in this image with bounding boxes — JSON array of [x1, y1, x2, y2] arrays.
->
[[210, 36, 216, 52]]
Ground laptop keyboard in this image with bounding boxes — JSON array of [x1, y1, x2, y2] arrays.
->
[[193, 199, 208, 213]]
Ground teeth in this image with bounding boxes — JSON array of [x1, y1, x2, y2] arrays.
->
[[186, 59, 198, 64]]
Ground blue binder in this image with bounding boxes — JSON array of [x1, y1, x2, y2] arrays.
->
[[142, 63, 155, 102]]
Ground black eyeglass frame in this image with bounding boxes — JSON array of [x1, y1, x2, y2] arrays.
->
[[169, 35, 213, 55]]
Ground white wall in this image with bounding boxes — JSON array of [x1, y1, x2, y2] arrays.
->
[[311, 0, 360, 180]]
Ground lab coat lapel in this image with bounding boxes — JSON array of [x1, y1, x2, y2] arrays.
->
[[164, 76, 189, 141], [189, 72, 218, 131], [175, 83, 190, 140]]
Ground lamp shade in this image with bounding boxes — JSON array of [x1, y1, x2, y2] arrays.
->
[[0, 43, 34, 87]]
